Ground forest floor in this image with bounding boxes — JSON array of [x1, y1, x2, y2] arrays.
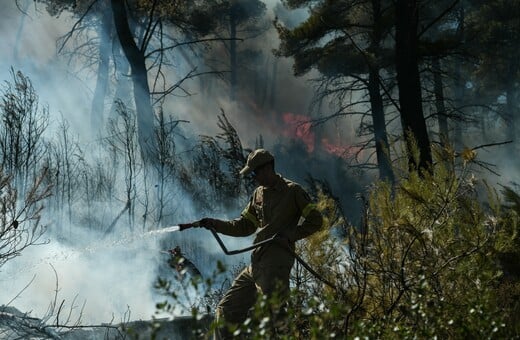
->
[[0, 305, 212, 339]]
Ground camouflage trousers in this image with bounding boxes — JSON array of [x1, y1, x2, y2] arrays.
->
[[214, 264, 290, 339]]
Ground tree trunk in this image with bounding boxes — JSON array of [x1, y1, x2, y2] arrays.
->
[[432, 57, 449, 145], [395, 0, 432, 172], [368, 68, 394, 183], [506, 84, 519, 171], [111, 0, 156, 163], [110, 38, 132, 118], [229, 3, 238, 101], [506, 83, 517, 143], [453, 60, 464, 149], [505, 54, 519, 143], [13, 0, 29, 62], [452, 3, 465, 149], [369, 0, 394, 183], [91, 0, 113, 134]]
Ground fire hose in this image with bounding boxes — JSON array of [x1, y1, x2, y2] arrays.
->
[[178, 223, 337, 290]]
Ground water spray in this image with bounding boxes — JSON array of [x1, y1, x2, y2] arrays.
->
[[146, 225, 181, 235], [3, 225, 184, 280]]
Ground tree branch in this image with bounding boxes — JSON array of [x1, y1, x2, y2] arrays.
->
[[418, 0, 460, 38], [58, 0, 99, 54], [145, 37, 242, 59]]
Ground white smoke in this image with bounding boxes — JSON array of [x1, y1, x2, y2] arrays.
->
[[1, 230, 158, 324], [0, 0, 372, 327]]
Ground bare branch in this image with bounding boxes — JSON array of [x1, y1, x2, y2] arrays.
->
[[418, 0, 461, 38], [145, 37, 242, 59], [57, 0, 99, 54], [151, 69, 229, 104]]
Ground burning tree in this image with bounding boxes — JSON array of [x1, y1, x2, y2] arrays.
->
[[276, 0, 396, 182], [276, 0, 490, 177]]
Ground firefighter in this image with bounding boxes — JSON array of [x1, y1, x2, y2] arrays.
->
[[181, 149, 323, 338]]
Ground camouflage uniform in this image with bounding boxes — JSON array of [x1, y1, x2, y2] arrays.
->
[[214, 173, 323, 337]]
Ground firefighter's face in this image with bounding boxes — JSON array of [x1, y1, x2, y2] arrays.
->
[[252, 164, 269, 186]]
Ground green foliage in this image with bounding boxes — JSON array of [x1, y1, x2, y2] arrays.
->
[[342, 147, 515, 338], [153, 259, 232, 338], [467, 0, 520, 84], [494, 184, 520, 334], [275, 0, 377, 77]]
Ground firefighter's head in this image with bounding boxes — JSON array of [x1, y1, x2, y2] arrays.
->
[[240, 149, 276, 186]]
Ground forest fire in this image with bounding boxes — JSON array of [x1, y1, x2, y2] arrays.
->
[[282, 112, 361, 159], [321, 137, 362, 160], [282, 112, 315, 152]]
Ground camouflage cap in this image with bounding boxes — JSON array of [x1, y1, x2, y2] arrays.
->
[[240, 149, 274, 176]]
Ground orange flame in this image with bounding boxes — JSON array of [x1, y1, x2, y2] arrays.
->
[[281, 112, 363, 160], [321, 138, 362, 159], [282, 112, 315, 152]]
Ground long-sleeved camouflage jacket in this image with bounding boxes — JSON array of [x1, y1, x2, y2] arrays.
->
[[215, 175, 323, 268]]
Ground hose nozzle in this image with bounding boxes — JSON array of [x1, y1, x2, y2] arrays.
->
[[179, 221, 201, 231]]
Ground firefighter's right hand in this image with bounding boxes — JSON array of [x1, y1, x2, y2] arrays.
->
[[179, 218, 216, 230], [178, 223, 195, 231]]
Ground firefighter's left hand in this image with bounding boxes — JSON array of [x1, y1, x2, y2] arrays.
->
[[197, 218, 216, 229]]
